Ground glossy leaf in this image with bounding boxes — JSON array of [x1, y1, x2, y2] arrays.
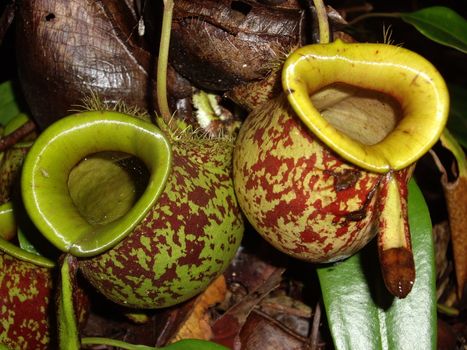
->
[[17, 227, 41, 255], [3, 113, 30, 136], [401, 6, 467, 53], [441, 129, 467, 177], [317, 179, 436, 350], [161, 339, 229, 350], [446, 84, 467, 148], [0, 81, 21, 126], [80, 337, 229, 350]]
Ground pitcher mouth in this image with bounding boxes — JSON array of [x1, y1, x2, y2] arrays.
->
[[283, 40, 449, 173], [310, 82, 402, 146], [21, 111, 172, 257], [67, 151, 150, 227]]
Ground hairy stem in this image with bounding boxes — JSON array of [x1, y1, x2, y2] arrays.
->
[[156, 0, 174, 125], [312, 0, 330, 44]]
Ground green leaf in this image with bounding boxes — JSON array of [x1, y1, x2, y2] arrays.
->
[[17, 227, 42, 256], [441, 129, 467, 177], [446, 84, 467, 149], [401, 6, 467, 53], [161, 339, 229, 350], [3, 113, 30, 136], [0, 81, 21, 126], [317, 179, 436, 350], [80, 337, 229, 350]]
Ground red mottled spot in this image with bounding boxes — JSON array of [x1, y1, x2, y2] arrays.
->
[[262, 190, 308, 230], [291, 243, 308, 254], [300, 229, 324, 243], [156, 263, 179, 284], [0, 253, 53, 350], [279, 118, 300, 147], [177, 217, 208, 267], [253, 126, 266, 144], [185, 210, 209, 234], [175, 158, 199, 179], [323, 243, 333, 254], [189, 186, 211, 207], [335, 225, 349, 237], [297, 153, 317, 170], [214, 203, 227, 218]]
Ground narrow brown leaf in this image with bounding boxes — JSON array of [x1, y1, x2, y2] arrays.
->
[[437, 131, 467, 299], [441, 175, 467, 299]]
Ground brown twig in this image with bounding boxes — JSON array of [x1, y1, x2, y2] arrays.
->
[[0, 120, 36, 152], [250, 308, 310, 343], [309, 300, 322, 350]]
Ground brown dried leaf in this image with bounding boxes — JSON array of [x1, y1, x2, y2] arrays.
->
[[256, 0, 302, 10], [223, 245, 287, 297], [240, 309, 309, 350], [211, 267, 285, 349], [437, 319, 457, 350], [226, 4, 354, 113], [170, 0, 304, 91], [433, 221, 456, 302], [15, 0, 194, 128], [16, 0, 152, 127], [226, 68, 283, 112], [433, 221, 451, 280], [258, 293, 312, 338], [169, 275, 227, 343], [154, 300, 197, 346]]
